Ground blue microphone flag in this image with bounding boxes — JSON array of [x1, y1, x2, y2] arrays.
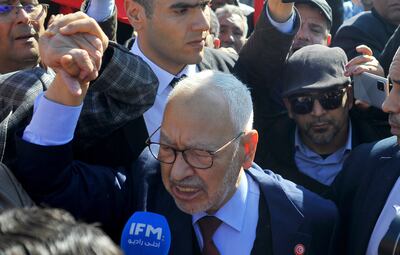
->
[[120, 211, 171, 255]]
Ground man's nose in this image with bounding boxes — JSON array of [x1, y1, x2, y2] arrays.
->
[[382, 92, 400, 114], [169, 152, 196, 182], [192, 8, 210, 32], [14, 6, 31, 24], [311, 99, 327, 117], [295, 25, 310, 41]]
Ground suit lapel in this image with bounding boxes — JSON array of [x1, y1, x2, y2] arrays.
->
[[352, 145, 400, 254], [247, 166, 311, 255], [251, 194, 273, 255]]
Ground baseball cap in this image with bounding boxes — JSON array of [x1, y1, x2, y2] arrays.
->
[[282, 44, 351, 97], [295, 0, 332, 27]]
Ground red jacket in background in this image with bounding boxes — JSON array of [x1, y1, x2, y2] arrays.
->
[[50, 0, 129, 24]]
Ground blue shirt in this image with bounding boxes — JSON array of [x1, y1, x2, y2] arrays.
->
[[192, 172, 260, 255], [294, 122, 353, 185]]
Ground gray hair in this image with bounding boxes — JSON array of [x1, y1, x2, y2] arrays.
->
[[215, 4, 248, 37], [169, 70, 253, 133]]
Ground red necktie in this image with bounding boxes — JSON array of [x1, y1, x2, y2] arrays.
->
[[198, 216, 222, 255]]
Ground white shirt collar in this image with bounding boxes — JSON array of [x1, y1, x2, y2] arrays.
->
[[130, 39, 197, 96], [192, 172, 248, 232]]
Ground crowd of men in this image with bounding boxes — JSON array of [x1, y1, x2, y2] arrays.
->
[[1, 0, 400, 254]]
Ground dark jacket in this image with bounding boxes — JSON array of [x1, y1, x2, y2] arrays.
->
[[332, 8, 399, 75], [15, 137, 340, 254], [327, 136, 400, 254]]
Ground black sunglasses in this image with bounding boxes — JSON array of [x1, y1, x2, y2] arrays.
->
[[288, 87, 347, 115]]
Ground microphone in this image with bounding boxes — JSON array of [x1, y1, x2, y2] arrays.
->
[[120, 211, 171, 255]]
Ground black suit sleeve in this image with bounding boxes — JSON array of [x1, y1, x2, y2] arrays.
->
[[379, 25, 400, 76], [14, 133, 135, 241]]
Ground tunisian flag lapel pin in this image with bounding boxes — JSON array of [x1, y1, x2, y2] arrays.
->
[[294, 243, 306, 255]]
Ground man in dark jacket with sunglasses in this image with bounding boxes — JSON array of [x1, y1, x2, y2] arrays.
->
[[254, 44, 389, 195]]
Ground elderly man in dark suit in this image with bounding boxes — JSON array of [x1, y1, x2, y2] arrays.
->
[[15, 67, 340, 253], [328, 47, 400, 255]]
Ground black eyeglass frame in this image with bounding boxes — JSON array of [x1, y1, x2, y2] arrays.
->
[[145, 126, 245, 169], [288, 86, 349, 115]]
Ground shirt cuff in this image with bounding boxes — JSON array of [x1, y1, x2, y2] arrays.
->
[[86, 0, 115, 22], [23, 93, 83, 146], [265, 5, 295, 34]]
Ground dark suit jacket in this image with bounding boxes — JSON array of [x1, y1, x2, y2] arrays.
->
[[327, 136, 400, 255], [76, 4, 299, 168], [332, 8, 399, 75], [15, 134, 339, 254]]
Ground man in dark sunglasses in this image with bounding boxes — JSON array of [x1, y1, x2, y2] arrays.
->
[[255, 44, 389, 195]]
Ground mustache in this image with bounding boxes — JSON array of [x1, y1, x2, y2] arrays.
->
[[170, 176, 205, 189], [308, 117, 334, 126], [389, 114, 400, 126], [13, 26, 38, 39]]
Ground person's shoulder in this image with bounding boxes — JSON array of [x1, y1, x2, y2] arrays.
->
[[337, 10, 382, 33], [351, 136, 398, 159], [0, 67, 53, 99], [333, 136, 398, 188], [202, 47, 238, 72], [249, 165, 337, 217]]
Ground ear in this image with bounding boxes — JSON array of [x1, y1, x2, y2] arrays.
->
[[241, 130, 258, 169], [326, 33, 332, 46], [283, 98, 294, 119], [125, 0, 147, 31]]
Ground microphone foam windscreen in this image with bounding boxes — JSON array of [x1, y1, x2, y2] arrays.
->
[[120, 211, 171, 255]]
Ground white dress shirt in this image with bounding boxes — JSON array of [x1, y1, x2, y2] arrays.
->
[[366, 177, 400, 255], [130, 42, 197, 142], [192, 172, 260, 255]]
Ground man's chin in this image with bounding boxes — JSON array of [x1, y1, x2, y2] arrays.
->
[[174, 200, 204, 215]]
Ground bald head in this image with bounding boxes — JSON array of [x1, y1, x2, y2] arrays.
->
[[165, 70, 254, 133]]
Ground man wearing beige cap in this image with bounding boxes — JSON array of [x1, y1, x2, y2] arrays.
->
[[255, 44, 388, 195]]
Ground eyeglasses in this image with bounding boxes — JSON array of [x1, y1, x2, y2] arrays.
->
[[0, 2, 49, 21], [288, 87, 348, 115], [145, 127, 244, 169]]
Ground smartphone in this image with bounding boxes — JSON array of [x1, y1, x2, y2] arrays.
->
[[353, 72, 389, 109]]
